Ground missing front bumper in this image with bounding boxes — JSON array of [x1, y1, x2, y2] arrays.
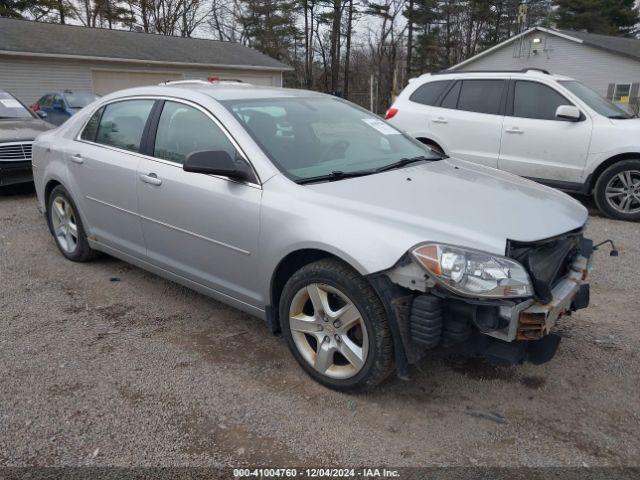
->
[[474, 253, 592, 343]]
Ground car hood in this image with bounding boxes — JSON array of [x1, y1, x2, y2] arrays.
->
[[609, 117, 640, 128], [0, 118, 54, 143], [306, 158, 588, 255]]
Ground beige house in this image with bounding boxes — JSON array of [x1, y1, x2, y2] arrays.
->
[[0, 17, 292, 104]]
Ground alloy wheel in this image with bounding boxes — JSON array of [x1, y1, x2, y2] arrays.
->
[[50, 195, 79, 254], [288, 283, 368, 379], [605, 169, 640, 215]]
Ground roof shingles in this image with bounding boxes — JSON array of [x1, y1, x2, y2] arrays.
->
[[0, 17, 290, 70], [556, 28, 640, 61]]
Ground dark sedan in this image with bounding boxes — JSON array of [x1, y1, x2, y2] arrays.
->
[[0, 90, 53, 187]]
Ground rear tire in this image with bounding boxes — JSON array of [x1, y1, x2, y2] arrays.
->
[[47, 185, 97, 262], [594, 160, 640, 221], [279, 259, 394, 392]]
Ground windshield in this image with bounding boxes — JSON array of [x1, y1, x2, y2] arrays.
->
[[64, 93, 99, 109], [223, 97, 437, 182], [559, 81, 633, 119], [0, 91, 33, 119]]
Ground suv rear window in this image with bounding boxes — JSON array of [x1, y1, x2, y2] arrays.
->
[[409, 81, 450, 106], [457, 80, 505, 115]]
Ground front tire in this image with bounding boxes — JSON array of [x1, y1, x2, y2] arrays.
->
[[594, 160, 640, 221], [47, 185, 97, 262], [279, 259, 394, 392]]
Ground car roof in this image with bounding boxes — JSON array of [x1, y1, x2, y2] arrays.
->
[[100, 82, 329, 102]]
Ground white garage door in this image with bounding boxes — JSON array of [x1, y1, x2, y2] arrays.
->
[[92, 70, 185, 95]]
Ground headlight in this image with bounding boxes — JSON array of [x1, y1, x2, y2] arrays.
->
[[412, 243, 533, 298]]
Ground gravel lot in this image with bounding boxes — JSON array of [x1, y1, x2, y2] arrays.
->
[[1, 184, 639, 468]]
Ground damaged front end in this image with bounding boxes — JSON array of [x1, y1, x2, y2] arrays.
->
[[369, 230, 593, 375]]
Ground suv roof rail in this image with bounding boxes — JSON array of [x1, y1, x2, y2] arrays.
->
[[429, 68, 552, 75]]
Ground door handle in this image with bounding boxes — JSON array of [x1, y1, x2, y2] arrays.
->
[[139, 173, 162, 186], [432, 117, 448, 124], [505, 127, 524, 134], [70, 153, 83, 164]]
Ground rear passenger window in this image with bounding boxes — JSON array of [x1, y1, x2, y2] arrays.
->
[[80, 107, 104, 142], [153, 101, 237, 164], [440, 81, 461, 109], [95, 100, 154, 152], [457, 80, 504, 115], [513, 81, 571, 120], [409, 81, 451, 106]]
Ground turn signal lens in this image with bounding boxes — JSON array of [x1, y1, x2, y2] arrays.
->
[[413, 244, 441, 275]]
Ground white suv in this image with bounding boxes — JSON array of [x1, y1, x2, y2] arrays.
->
[[387, 69, 640, 221]]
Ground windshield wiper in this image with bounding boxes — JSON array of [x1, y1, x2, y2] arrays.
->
[[375, 155, 432, 173], [296, 169, 375, 185], [608, 115, 631, 119]]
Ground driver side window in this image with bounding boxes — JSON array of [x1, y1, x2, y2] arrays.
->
[[513, 81, 572, 121], [154, 101, 238, 165]]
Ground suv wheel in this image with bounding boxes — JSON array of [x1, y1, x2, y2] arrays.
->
[[47, 185, 97, 262], [279, 259, 394, 392], [595, 160, 640, 221]]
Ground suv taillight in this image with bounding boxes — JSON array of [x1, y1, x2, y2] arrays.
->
[[385, 108, 398, 120]]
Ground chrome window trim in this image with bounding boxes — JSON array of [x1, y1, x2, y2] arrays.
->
[[74, 94, 262, 189]]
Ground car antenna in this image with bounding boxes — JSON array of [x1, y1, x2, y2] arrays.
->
[[594, 239, 619, 257]]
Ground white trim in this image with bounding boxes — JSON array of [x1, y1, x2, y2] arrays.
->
[[448, 27, 584, 71], [0, 49, 293, 72], [90, 67, 186, 75]]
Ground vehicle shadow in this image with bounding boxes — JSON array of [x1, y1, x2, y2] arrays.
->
[[568, 193, 602, 218], [0, 182, 36, 198]]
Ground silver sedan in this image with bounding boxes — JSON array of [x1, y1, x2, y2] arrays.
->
[[33, 81, 592, 391]]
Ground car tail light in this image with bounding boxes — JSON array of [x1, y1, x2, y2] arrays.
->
[[30, 103, 39, 112], [385, 108, 398, 120]]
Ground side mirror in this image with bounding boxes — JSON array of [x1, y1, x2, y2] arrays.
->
[[556, 105, 581, 122], [36, 110, 47, 119], [183, 150, 252, 182]]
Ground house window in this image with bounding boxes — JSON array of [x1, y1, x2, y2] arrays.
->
[[613, 83, 631, 102]]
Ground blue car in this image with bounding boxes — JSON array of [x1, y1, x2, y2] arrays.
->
[[31, 91, 99, 126]]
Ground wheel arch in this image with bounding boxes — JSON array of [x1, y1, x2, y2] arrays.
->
[[416, 136, 445, 155], [44, 179, 63, 212], [268, 248, 367, 333], [588, 152, 640, 192]]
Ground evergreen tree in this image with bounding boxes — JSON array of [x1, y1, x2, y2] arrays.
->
[[555, 0, 639, 36], [239, 0, 299, 61]]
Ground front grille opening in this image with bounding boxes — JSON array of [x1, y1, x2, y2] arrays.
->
[[0, 143, 33, 161], [507, 230, 582, 304]]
